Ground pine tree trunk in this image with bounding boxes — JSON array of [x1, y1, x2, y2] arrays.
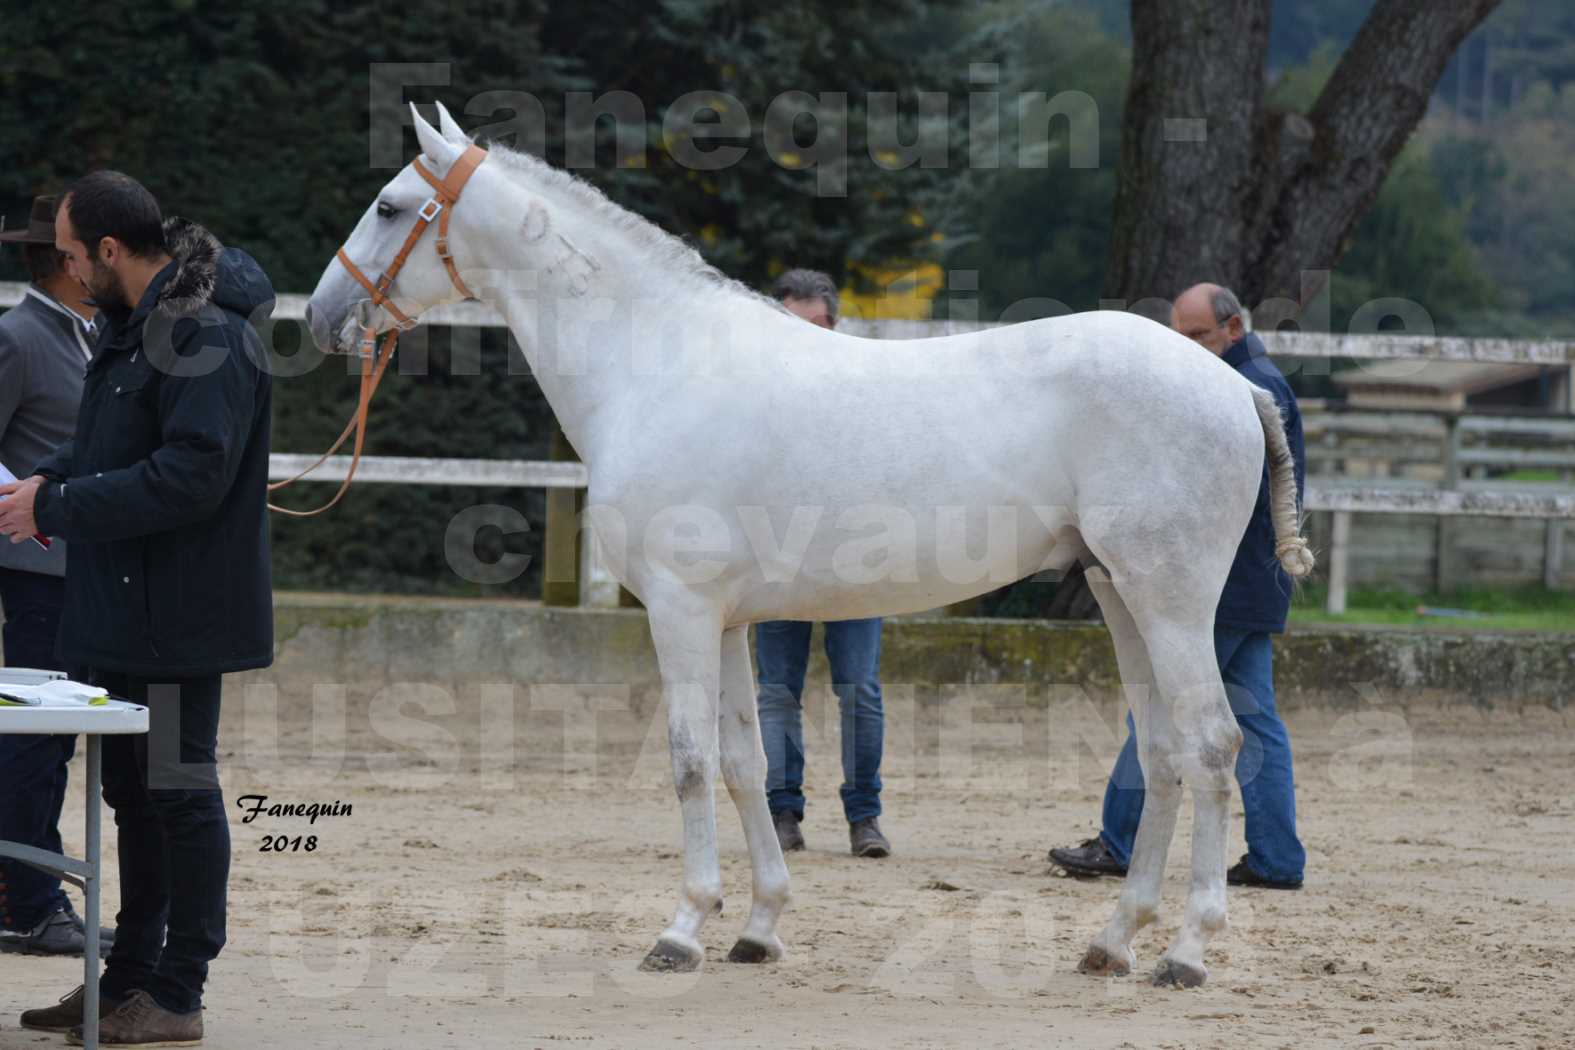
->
[[1102, 0, 1274, 320], [1048, 0, 1502, 620], [1104, 0, 1502, 324]]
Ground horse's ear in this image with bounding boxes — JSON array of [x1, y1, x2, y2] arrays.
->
[[411, 103, 458, 167], [434, 100, 470, 145]]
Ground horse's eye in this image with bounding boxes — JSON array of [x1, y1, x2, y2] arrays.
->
[[376, 202, 398, 219]]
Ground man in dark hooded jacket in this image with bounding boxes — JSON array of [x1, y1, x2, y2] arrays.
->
[[0, 170, 274, 1047]]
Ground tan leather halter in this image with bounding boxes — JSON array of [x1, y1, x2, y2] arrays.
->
[[268, 144, 488, 517]]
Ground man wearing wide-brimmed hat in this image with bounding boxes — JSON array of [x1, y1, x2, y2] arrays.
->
[[0, 194, 110, 958]]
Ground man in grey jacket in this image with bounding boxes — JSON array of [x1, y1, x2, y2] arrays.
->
[[0, 195, 110, 956]]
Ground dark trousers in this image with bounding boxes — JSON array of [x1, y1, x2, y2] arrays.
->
[[0, 567, 75, 932], [79, 669, 230, 1015]]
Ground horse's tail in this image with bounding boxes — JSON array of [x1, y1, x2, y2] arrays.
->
[[1250, 386, 1316, 578]]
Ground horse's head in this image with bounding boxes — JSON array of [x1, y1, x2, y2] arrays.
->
[[306, 101, 484, 354]]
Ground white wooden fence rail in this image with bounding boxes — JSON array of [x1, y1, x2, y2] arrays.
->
[[263, 453, 1575, 519], [264, 454, 1574, 615], [5, 281, 1575, 364], [269, 454, 588, 488], [7, 281, 1572, 612]]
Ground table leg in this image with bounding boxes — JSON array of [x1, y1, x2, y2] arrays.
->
[[84, 734, 101, 1050]]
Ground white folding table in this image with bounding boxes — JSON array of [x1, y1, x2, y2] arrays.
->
[[0, 697, 148, 1050]]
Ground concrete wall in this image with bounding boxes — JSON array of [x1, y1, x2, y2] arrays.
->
[[245, 594, 1573, 715]]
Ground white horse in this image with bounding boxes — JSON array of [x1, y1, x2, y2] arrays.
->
[[305, 103, 1314, 988]]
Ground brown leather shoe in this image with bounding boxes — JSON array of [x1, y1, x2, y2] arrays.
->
[[849, 817, 891, 858], [773, 809, 806, 852], [66, 989, 202, 1047], [20, 985, 125, 1034]]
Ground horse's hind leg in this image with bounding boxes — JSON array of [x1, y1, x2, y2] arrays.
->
[[1127, 607, 1241, 988], [639, 605, 725, 972], [1077, 565, 1184, 978], [717, 625, 790, 963]]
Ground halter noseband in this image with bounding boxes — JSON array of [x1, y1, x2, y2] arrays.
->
[[334, 142, 488, 348]]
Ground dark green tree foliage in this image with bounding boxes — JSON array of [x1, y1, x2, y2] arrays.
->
[[1, 0, 960, 597], [5, 1, 1574, 603], [1326, 148, 1498, 335], [1265, 0, 1374, 69], [941, 5, 1128, 320], [528, 0, 964, 287], [1431, 83, 1575, 336], [1265, 44, 1499, 336], [0, 0, 564, 595]]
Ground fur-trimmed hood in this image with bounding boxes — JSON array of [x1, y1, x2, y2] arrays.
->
[[156, 217, 222, 317], [155, 216, 275, 323]]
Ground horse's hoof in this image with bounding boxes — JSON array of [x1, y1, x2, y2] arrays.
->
[[1077, 943, 1133, 977], [726, 936, 783, 964], [1152, 957, 1207, 988], [639, 938, 703, 973]]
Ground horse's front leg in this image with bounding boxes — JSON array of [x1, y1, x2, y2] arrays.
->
[[718, 624, 790, 963], [639, 605, 725, 973]]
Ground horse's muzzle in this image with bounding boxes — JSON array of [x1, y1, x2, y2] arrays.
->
[[304, 300, 335, 354]]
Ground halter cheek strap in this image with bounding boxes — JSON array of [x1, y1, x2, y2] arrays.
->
[[413, 144, 486, 300], [270, 143, 488, 517]]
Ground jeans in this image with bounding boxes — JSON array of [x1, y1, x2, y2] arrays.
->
[[1098, 627, 1305, 884], [0, 568, 75, 932], [754, 618, 884, 824], [79, 670, 230, 1015]]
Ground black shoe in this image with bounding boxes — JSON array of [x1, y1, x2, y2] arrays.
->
[[773, 809, 805, 852], [849, 817, 890, 858], [1048, 837, 1128, 877], [0, 908, 113, 957], [1226, 855, 1302, 890]]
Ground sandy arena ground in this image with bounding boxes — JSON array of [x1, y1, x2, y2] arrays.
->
[[2, 685, 1571, 1050]]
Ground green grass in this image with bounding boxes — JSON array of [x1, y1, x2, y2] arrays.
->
[[1497, 468, 1563, 483], [1289, 584, 1575, 632]]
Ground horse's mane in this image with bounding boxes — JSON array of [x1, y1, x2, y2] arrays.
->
[[486, 143, 775, 306]]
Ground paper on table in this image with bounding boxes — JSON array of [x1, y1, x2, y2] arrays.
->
[[0, 679, 111, 708], [0, 666, 67, 686]]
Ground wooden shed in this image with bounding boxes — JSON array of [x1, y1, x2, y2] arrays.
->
[[1331, 360, 1566, 412]]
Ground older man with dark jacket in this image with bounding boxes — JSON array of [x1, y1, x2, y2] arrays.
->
[[1047, 283, 1308, 892], [0, 170, 275, 1047], [0, 195, 110, 958]]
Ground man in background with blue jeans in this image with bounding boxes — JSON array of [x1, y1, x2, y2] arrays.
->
[[755, 269, 890, 859], [1048, 283, 1307, 890]]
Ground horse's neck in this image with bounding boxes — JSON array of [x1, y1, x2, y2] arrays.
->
[[473, 213, 616, 462], [478, 184, 741, 465]]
